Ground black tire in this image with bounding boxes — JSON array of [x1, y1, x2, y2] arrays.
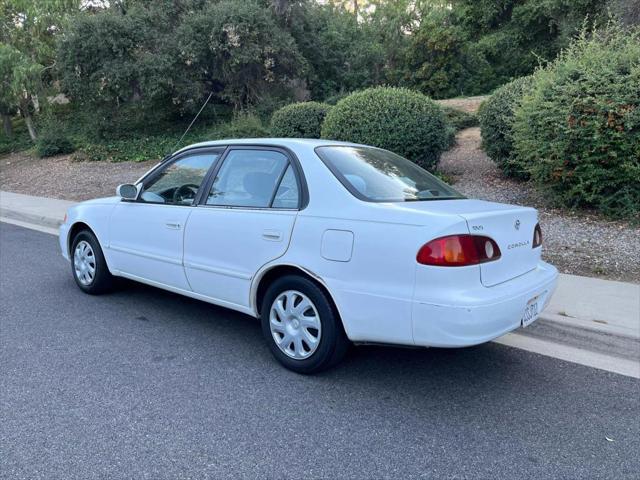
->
[[260, 275, 350, 374], [70, 229, 114, 295]]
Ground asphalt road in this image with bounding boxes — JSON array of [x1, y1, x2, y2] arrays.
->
[[1, 222, 639, 479]]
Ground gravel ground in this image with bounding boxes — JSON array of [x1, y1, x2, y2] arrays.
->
[[0, 151, 154, 201], [439, 128, 640, 283]]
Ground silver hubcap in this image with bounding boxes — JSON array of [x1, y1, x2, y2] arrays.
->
[[269, 290, 321, 360], [73, 240, 96, 286]]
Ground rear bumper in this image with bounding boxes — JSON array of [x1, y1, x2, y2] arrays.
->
[[412, 261, 558, 347]]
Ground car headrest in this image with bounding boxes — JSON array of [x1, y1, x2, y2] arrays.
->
[[243, 172, 274, 201]]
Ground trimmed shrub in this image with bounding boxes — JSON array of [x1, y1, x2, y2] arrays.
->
[[478, 75, 534, 178], [321, 87, 449, 170], [513, 24, 640, 218], [36, 130, 76, 157], [270, 102, 332, 138]]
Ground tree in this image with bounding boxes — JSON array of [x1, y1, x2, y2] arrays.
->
[[1, 0, 82, 141], [0, 43, 42, 140], [450, 0, 608, 91], [177, 0, 305, 110], [286, 2, 383, 100], [399, 8, 471, 98], [57, 6, 174, 108]]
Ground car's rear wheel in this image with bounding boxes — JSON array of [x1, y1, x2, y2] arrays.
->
[[261, 275, 349, 374], [71, 230, 114, 295]]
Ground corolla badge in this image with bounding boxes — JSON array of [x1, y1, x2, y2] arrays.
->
[[514, 219, 521, 230]]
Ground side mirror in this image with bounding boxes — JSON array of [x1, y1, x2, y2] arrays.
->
[[116, 184, 139, 200]]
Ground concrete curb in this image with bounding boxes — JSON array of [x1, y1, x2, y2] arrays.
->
[[0, 191, 74, 230], [0, 205, 64, 229], [540, 312, 639, 341]]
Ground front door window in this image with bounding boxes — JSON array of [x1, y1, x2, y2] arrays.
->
[[140, 153, 220, 205]]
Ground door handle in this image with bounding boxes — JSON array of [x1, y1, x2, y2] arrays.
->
[[262, 230, 283, 241], [165, 222, 181, 230]]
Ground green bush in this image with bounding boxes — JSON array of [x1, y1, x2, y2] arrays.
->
[[513, 24, 640, 218], [442, 106, 478, 131], [0, 117, 32, 155], [66, 114, 269, 163], [213, 113, 270, 139], [321, 87, 449, 170], [270, 102, 332, 138], [36, 130, 75, 157], [478, 76, 534, 178]]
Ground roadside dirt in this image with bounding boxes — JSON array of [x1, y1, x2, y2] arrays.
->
[[0, 151, 155, 201]]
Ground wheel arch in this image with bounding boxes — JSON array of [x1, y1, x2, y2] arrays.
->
[[252, 264, 348, 335], [67, 221, 96, 257]]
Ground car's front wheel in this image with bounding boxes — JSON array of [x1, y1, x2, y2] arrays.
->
[[261, 275, 349, 374], [71, 230, 114, 295]]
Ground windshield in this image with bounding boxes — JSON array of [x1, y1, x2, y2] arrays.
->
[[315, 146, 464, 202]]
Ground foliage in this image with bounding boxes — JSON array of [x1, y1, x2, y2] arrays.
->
[[73, 114, 270, 163], [1, 1, 82, 141], [453, 0, 609, 92], [57, 2, 177, 112], [36, 129, 75, 157], [177, 0, 305, 110], [442, 106, 478, 131], [399, 8, 472, 99], [286, 2, 384, 101], [478, 76, 535, 178], [321, 87, 448, 170], [0, 117, 31, 155], [213, 113, 271, 139], [512, 24, 640, 218], [270, 102, 332, 138]]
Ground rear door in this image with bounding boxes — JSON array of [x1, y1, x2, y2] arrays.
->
[[183, 147, 303, 309]]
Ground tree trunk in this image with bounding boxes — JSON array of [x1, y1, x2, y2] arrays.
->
[[21, 109, 37, 141], [1, 113, 12, 137]]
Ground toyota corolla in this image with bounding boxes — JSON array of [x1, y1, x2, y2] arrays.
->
[[60, 139, 558, 373]]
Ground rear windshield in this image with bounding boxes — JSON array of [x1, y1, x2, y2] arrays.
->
[[315, 146, 464, 202]]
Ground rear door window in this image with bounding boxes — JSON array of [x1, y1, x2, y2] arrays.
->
[[205, 149, 297, 208]]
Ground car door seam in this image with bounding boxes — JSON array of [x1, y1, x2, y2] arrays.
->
[[181, 208, 195, 291]]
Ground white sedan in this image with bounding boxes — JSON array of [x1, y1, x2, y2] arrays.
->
[[60, 139, 558, 373]]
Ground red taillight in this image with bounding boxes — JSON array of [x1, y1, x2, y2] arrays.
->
[[532, 223, 542, 248], [417, 235, 501, 267]]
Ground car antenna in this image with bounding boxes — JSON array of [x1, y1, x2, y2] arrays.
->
[[166, 91, 214, 158]]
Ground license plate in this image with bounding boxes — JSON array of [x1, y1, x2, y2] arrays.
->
[[521, 295, 540, 327]]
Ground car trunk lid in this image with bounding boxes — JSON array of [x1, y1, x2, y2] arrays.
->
[[456, 204, 539, 286], [390, 199, 540, 287]]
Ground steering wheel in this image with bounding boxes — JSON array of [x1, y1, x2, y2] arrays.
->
[[172, 184, 200, 204]]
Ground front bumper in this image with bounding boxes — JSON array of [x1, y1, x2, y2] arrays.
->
[[412, 261, 558, 347], [59, 222, 70, 261]]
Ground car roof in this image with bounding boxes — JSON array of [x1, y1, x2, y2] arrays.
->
[[173, 138, 363, 156]]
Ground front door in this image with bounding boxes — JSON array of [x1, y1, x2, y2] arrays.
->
[[108, 150, 222, 290], [183, 148, 302, 309]]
